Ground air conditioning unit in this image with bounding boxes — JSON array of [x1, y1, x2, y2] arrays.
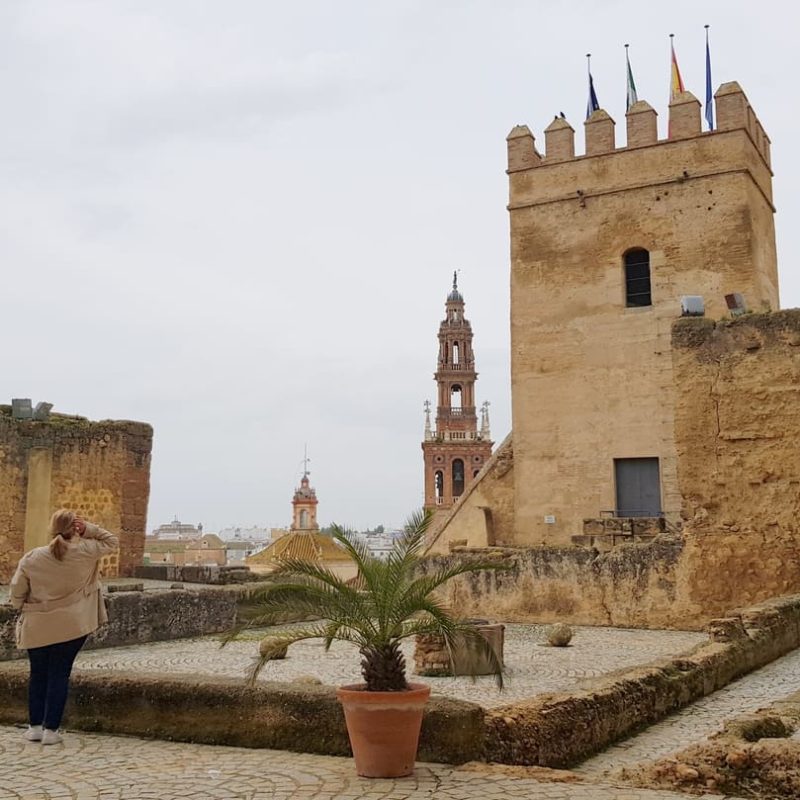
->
[[11, 398, 33, 420]]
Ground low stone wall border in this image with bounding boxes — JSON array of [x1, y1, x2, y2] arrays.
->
[[484, 594, 800, 767], [0, 665, 485, 765]]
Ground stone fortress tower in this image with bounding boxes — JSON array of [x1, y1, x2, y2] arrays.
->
[[504, 81, 778, 546], [422, 274, 493, 515]]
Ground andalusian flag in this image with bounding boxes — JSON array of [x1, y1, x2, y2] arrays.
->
[[670, 35, 685, 99], [625, 44, 638, 111]]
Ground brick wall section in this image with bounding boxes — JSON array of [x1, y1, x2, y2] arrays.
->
[[0, 409, 152, 582]]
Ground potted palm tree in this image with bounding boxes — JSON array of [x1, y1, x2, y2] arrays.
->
[[226, 510, 504, 778]]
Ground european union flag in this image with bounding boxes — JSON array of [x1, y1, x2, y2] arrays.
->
[[705, 26, 714, 130], [586, 55, 600, 120]]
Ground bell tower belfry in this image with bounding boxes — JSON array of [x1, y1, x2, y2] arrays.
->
[[291, 450, 319, 532], [422, 274, 493, 512]]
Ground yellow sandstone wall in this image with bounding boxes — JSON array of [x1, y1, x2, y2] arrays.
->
[[429, 312, 800, 629], [0, 410, 152, 582], [670, 311, 800, 618]]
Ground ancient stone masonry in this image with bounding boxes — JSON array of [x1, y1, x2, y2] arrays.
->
[[506, 81, 778, 547], [0, 406, 152, 582], [428, 312, 800, 629]]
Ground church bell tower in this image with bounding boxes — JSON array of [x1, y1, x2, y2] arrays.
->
[[422, 274, 493, 512]]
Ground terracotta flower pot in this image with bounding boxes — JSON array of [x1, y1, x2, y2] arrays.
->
[[336, 683, 431, 777]]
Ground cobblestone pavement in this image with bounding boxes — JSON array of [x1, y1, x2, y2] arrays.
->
[[72, 625, 704, 708], [0, 725, 723, 800], [576, 645, 800, 777]]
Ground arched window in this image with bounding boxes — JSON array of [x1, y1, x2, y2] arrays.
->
[[299, 509, 309, 528], [450, 384, 462, 410], [434, 470, 444, 500], [452, 459, 465, 497], [624, 249, 652, 307], [452, 342, 460, 365]]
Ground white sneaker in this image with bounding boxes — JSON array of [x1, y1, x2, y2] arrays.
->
[[41, 729, 62, 745], [23, 725, 43, 742]]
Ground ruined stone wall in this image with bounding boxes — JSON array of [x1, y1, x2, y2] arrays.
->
[[670, 311, 800, 616], [425, 540, 684, 628], [0, 409, 152, 582], [428, 435, 515, 554], [428, 312, 800, 629]]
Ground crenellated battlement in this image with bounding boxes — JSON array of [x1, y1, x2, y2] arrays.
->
[[507, 82, 771, 175]]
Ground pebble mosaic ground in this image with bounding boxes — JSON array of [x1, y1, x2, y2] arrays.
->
[[71, 624, 706, 707]]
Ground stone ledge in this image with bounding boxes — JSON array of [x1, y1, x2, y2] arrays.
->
[[484, 594, 800, 767], [0, 664, 485, 765], [0, 585, 251, 661]]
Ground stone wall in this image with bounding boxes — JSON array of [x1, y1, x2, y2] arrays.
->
[[0, 408, 152, 582], [0, 666, 485, 765], [0, 586, 244, 660], [135, 564, 261, 585], [670, 311, 800, 615], [432, 311, 800, 629], [484, 594, 800, 767], [424, 539, 684, 629]]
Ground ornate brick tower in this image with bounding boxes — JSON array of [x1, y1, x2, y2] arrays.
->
[[422, 274, 493, 513], [291, 453, 319, 532]]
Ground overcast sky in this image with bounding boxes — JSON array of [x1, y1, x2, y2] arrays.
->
[[2, 1, 798, 533]]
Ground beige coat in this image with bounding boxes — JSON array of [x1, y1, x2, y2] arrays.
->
[[9, 523, 119, 650]]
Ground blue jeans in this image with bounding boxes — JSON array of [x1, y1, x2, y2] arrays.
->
[[27, 635, 88, 730]]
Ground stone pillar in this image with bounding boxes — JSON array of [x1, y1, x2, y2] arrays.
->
[[626, 100, 658, 147], [506, 125, 541, 172], [669, 91, 702, 139], [544, 117, 575, 162], [584, 109, 615, 155]]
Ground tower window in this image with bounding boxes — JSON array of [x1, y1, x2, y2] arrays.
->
[[450, 384, 462, 409], [434, 470, 444, 499], [452, 459, 465, 497], [624, 249, 652, 307], [453, 342, 460, 365]]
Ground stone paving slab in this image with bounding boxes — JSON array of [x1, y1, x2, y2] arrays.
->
[[575, 644, 800, 777], [0, 725, 723, 800], [71, 624, 705, 708]]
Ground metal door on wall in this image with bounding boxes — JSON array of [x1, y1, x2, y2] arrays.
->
[[614, 457, 661, 517]]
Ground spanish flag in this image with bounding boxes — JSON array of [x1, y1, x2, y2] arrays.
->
[[670, 35, 685, 100]]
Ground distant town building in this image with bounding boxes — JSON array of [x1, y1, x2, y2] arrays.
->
[[151, 517, 203, 540], [218, 525, 272, 542]]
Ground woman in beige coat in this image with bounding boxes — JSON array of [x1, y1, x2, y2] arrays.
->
[[10, 509, 118, 745]]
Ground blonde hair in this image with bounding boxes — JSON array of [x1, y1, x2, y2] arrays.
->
[[49, 509, 76, 560]]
